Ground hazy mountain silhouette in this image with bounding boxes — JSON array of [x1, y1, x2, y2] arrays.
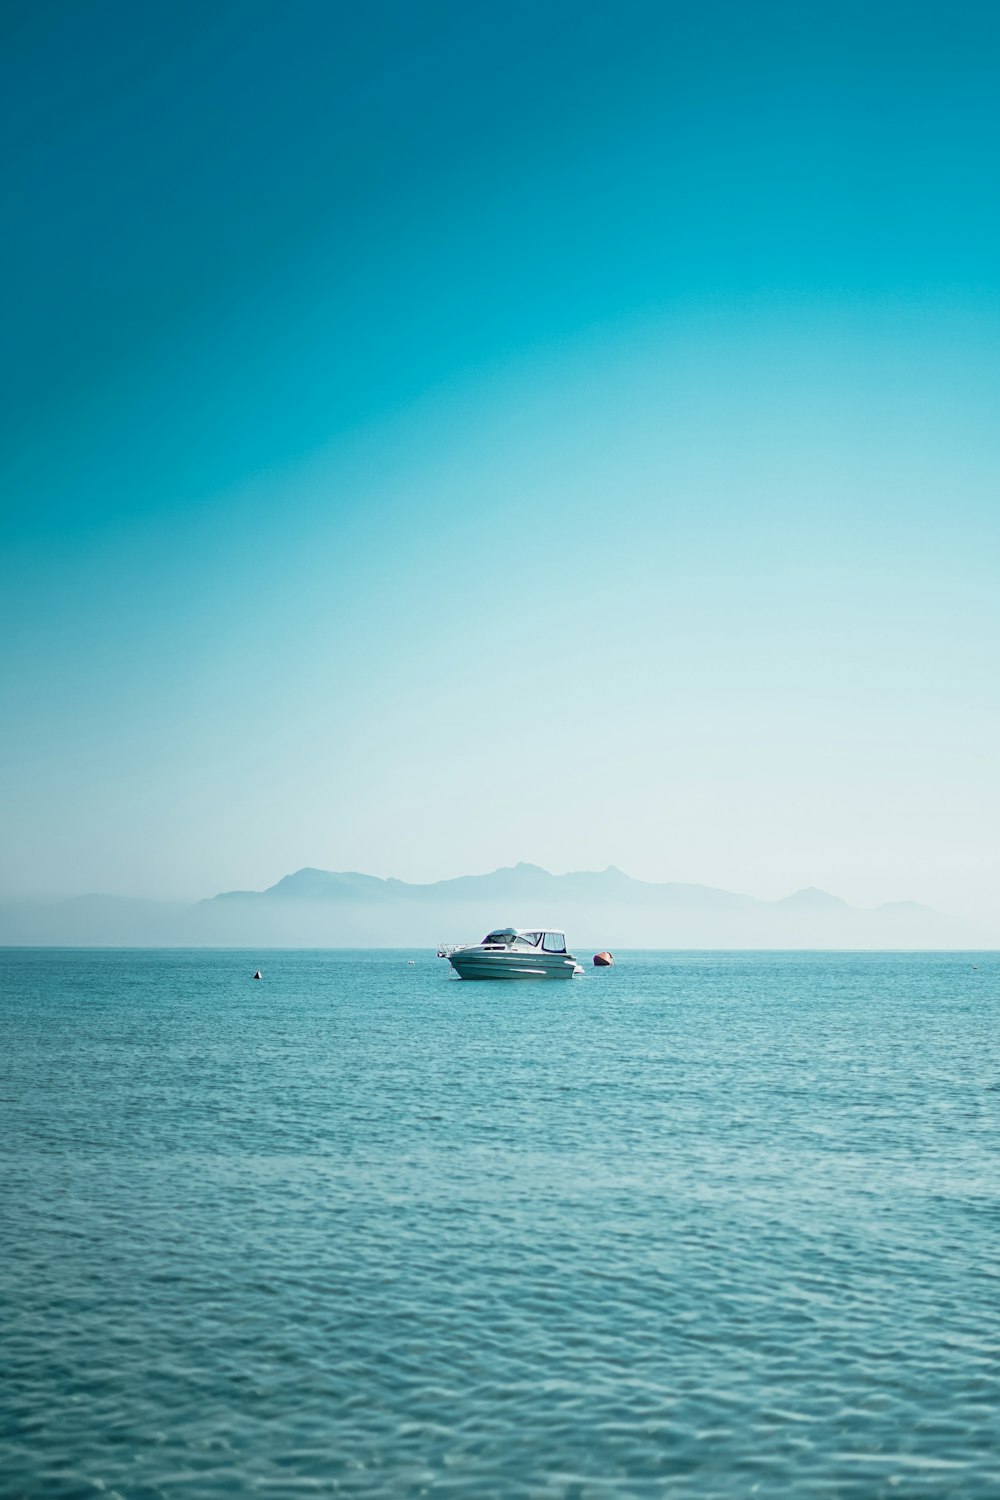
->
[[212, 862, 757, 910], [773, 887, 852, 912], [0, 863, 978, 948]]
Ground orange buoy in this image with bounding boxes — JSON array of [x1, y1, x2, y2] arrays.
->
[[593, 951, 614, 967]]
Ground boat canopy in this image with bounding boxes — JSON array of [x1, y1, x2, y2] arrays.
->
[[481, 928, 567, 953]]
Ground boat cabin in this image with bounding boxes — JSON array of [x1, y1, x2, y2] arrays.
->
[[480, 928, 568, 953]]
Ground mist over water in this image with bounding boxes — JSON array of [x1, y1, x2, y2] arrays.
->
[[3, 948, 1000, 1496], [0, 862, 987, 947]]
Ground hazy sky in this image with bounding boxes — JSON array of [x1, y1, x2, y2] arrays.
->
[[2, 0, 999, 915]]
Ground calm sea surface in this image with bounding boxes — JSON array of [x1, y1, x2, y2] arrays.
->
[[2, 949, 1000, 1498]]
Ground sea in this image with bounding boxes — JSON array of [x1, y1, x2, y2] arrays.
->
[[2, 948, 999, 1498]]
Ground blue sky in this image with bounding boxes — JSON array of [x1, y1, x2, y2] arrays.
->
[[2, 0, 999, 913]]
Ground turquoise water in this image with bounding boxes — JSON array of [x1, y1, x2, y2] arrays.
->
[[2, 949, 1000, 1498]]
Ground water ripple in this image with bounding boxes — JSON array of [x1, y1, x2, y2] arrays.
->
[[2, 948, 1000, 1496]]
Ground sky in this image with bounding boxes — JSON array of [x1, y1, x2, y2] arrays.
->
[[1, 0, 999, 917]]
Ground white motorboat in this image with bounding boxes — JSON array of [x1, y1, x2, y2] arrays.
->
[[439, 928, 583, 980]]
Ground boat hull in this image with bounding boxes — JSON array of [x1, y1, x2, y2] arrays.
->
[[448, 950, 578, 980]]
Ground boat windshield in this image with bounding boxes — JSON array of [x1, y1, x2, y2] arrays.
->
[[480, 929, 545, 949], [482, 929, 517, 947]]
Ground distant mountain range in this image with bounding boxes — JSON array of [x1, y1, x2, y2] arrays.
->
[[0, 862, 984, 948]]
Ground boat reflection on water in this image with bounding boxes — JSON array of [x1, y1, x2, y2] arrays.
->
[[438, 928, 583, 980]]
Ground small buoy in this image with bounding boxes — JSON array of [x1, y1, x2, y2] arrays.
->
[[253, 970, 262, 980], [593, 951, 614, 967], [407, 960, 415, 965]]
